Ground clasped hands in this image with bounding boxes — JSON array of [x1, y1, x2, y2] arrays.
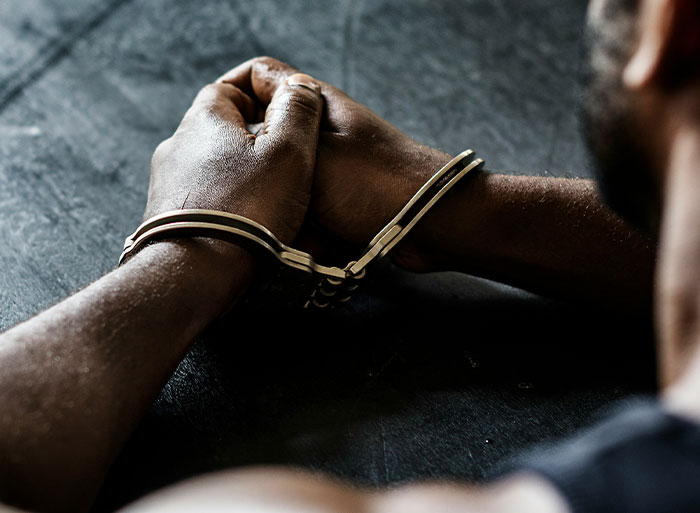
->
[[145, 56, 452, 296]]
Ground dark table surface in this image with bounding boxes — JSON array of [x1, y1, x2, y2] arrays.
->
[[0, 1, 655, 511]]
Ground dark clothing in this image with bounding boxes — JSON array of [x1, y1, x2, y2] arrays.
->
[[525, 399, 700, 513]]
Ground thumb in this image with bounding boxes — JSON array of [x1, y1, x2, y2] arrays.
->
[[261, 73, 324, 150]]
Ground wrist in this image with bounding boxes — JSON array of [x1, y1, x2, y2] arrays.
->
[[125, 237, 256, 324], [391, 148, 483, 273], [403, 145, 454, 195]]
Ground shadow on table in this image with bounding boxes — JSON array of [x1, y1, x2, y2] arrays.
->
[[94, 261, 655, 511]]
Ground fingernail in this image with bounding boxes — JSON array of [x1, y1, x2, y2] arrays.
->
[[286, 73, 321, 93]]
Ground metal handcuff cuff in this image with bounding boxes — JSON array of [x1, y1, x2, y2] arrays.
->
[[119, 149, 484, 309]]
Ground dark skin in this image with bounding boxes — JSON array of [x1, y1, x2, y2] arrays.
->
[[0, 66, 652, 513], [0, 68, 649, 513], [3, 0, 699, 509], [0, 74, 325, 513], [218, 57, 655, 314]]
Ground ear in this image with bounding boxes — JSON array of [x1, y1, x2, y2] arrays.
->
[[624, 0, 700, 90]]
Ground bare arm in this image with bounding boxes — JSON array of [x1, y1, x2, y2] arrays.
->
[[396, 166, 656, 314], [0, 72, 325, 513], [0, 240, 252, 512], [223, 57, 655, 315]]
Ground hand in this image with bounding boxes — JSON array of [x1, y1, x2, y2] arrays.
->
[[217, 57, 452, 249], [145, 72, 324, 246]]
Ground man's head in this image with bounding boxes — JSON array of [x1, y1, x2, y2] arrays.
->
[[583, 0, 700, 235]]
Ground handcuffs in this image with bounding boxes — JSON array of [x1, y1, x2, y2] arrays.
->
[[119, 149, 484, 309]]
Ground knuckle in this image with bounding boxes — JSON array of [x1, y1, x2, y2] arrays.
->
[[281, 88, 323, 116], [150, 137, 174, 169], [196, 82, 228, 102], [153, 137, 173, 159], [252, 55, 297, 75], [252, 55, 282, 68], [196, 82, 221, 99], [191, 83, 230, 117], [252, 55, 276, 66]]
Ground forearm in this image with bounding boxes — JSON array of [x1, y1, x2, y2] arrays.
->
[[0, 239, 253, 513], [397, 157, 656, 313]]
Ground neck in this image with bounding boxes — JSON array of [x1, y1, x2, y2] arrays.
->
[[659, 122, 700, 417]]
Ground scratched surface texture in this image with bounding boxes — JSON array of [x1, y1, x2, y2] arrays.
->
[[0, 0, 655, 511]]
